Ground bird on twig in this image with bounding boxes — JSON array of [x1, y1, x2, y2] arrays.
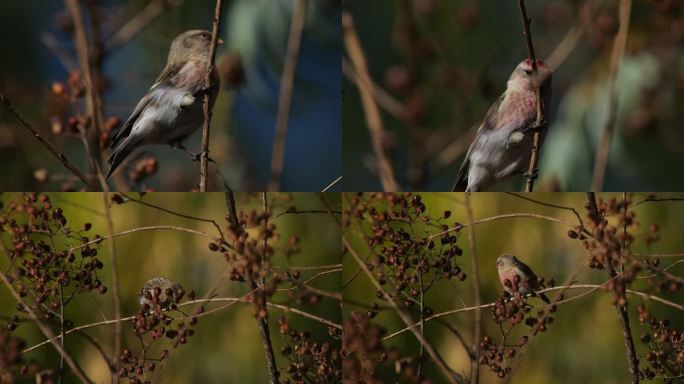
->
[[496, 253, 550, 304], [139, 277, 185, 310], [453, 59, 552, 191], [107, 30, 222, 179]]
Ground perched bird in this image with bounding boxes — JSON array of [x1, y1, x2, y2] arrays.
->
[[139, 277, 185, 309], [107, 30, 222, 179], [496, 254, 550, 304], [453, 59, 552, 191]]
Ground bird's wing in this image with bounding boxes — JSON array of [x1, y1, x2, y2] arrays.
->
[[452, 93, 506, 191], [109, 64, 182, 148]]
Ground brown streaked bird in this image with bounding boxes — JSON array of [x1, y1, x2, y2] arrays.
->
[[107, 29, 222, 179], [139, 277, 185, 309], [453, 59, 552, 191], [496, 253, 550, 304]]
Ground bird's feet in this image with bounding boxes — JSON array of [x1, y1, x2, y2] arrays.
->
[[522, 120, 547, 134], [523, 168, 539, 181]]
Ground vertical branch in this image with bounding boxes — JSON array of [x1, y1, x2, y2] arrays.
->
[[0, 94, 94, 189], [517, 0, 545, 192], [199, 0, 224, 192], [464, 193, 481, 384], [586, 193, 640, 383], [268, 0, 308, 192], [343, 12, 401, 192], [591, 0, 632, 191], [102, 193, 122, 383], [64, 0, 105, 184], [224, 191, 279, 383]]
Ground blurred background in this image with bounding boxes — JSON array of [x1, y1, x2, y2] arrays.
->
[[343, 192, 684, 383], [342, 0, 684, 191], [0, 0, 341, 191], [0, 192, 341, 382]]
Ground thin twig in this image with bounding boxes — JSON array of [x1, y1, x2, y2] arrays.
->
[[591, 0, 632, 191], [22, 295, 341, 354], [119, 192, 226, 242], [383, 283, 684, 340], [269, 0, 308, 192], [67, 225, 222, 253], [0, 94, 95, 189], [257, 193, 279, 383], [101, 193, 121, 383], [342, 12, 400, 192], [517, 0, 546, 192], [464, 193, 481, 384], [321, 176, 342, 192], [343, 237, 463, 384], [199, 0, 224, 191]]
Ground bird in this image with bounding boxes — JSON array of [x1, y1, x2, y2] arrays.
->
[[106, 29, 222, 180], [452, 59, 552, 191], [139, 277, 185, 309], [496, 254, 550, 304]]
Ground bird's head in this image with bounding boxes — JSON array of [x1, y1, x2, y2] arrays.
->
[[168, 30, 223, 64], [508, 59, 552, 93], [496, 253, 517, 269]]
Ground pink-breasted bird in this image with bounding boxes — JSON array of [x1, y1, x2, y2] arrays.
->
[[107, 30, 222, 180], [139, 277, 185, 309], [453, 59, 552, 191], [496, 254, 550, 304]]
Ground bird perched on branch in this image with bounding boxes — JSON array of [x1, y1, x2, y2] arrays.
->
[[139, 277, 185, 309], [496, 253, 550, 304], [107, 30, 222, 179], [452, 59, 552, 191]]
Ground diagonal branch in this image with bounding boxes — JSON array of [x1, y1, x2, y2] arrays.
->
[[343, 12, 400, 192], [343, 236, 463, 384], [0, 93, 95, 189]]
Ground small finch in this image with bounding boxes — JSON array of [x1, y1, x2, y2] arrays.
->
[[107, 30, 222, 179], [453, 59, 552, 191], [139, 277, 185, 309], [496, 254, 550, 304]]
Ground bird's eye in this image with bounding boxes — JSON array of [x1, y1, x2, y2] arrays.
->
[[200, 32, 209, 38], [523, 69, 533, 76]]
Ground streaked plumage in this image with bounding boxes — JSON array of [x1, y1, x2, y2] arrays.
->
[[107, 30, 221, 179], [496, 254, 550, 304], [139, 277, 184, 309], [453, 60, 552, 192]]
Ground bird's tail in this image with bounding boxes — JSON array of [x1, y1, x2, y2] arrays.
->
[[452, 175, 468, 192], [106, 137, 139, 180]]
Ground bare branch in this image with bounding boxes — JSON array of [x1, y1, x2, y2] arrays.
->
[[269, 0, 308, 192], [343, 12, 400, 192], [591, 0, 632, 191], [517, 0, 546, 192], [0, 93, 95, 189], [199, 0, 224, 191]]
